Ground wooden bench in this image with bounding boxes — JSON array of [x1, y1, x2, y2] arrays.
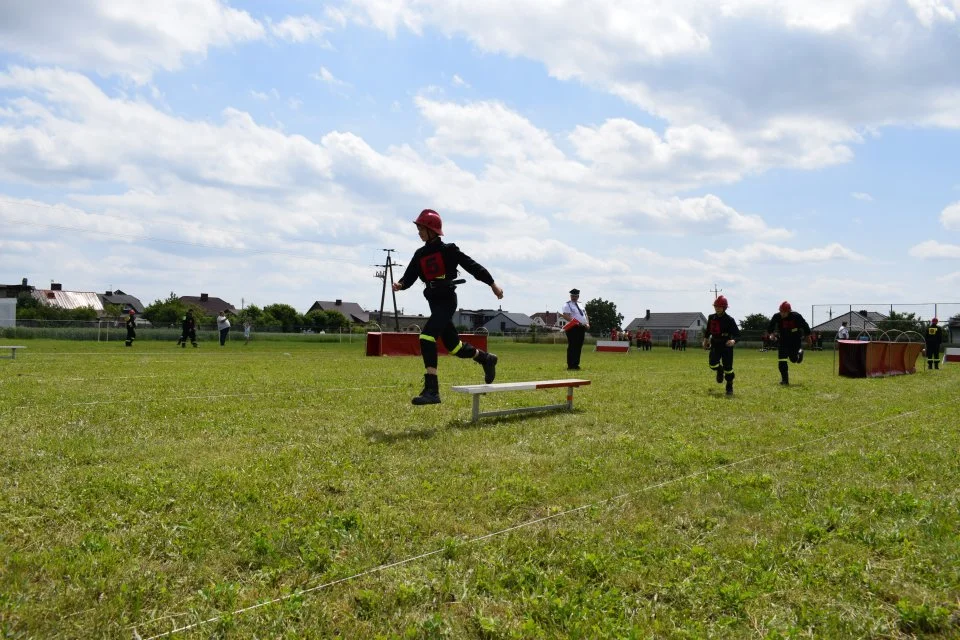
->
[[595, 340, 630, 353], [451, 379, 591, 423], [0, 346, 26, 360]]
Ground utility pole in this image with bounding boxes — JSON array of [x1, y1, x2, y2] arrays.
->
[[374, 249, 402, 331], [709, 283, 723, 301]]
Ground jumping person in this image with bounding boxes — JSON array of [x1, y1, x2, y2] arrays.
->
[[767, 301, 811, 385], [393, 209, 503, 405], [924, 318, 945, 370], [561, 288, 590, 370], [124, 309, 136, 347], [703, 296, 740, 396], [177, 309, 198, 348]]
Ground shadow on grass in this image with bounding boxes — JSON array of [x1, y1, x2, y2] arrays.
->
[[364, 409, 588, 444]]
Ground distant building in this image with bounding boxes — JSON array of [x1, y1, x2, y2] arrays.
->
[[99, 289, 145, 314], [455, 309, 499, 330], [179, 293, 237, 316], [530, 311, 565, 331], [626, 310, 708, 342], [32, 283, 104, 313], [308, 299, 369, 324], [0, 298, 14, 328], [482, 311, 533, 334], [0, 277, 34, 299], [810, 310, 887, 335]]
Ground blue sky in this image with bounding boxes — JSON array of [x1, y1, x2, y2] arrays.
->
[[1, 0, 959, 326]]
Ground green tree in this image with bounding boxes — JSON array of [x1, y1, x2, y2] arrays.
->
[[263, 303, 301, 332], [322, 310, 350, 332], [143, 292, 186, 326], [584, 298, 623, 335], [741, 313, 770, 331], [876, 310, 922, 333]]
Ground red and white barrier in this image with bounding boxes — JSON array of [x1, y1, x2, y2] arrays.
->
[[944, 347, 960, 363], [595, 340, 630, 353]]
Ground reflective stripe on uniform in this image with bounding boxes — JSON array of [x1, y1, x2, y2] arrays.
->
[[419, 334, 436, 342], [450, 341, 463, 355]]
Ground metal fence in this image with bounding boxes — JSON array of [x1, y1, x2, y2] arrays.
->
[[1, 319, 367, 343]]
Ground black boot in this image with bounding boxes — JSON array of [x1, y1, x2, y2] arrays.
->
[[412, 374, 441, 405], [715, 367, 724, 384], [477, 352, 498, 384], [796, 348, 804, 364]]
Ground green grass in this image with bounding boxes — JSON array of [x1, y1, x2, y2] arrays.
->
[[1, 339, 958, 638]]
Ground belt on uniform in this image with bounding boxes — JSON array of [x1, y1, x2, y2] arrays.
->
[[425, 279, 466, 289]]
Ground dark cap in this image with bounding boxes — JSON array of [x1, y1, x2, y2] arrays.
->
[[569, 288, 580, 295]]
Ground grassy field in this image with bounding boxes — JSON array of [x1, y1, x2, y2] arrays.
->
[[1, 338, 958, 638]]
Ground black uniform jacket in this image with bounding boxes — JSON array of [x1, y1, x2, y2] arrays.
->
[[925, 325, 944, 346], [767, 311, 810, 344], [398, 238, 494, 300], [705, 313, 740, 346]]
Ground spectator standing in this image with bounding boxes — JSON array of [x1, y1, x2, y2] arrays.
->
[[561, 288, 590, 370], [217, 310, 231, 346]]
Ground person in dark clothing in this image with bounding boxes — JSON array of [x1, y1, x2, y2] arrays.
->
[[924, 318, 945, 370], [767, 301, 811, 385], [124, 309, 136, 347], [393, 209, 503, 405], [703, 295, 740, 396], [177, 309, 198, 348]]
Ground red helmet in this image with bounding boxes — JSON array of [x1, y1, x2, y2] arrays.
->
[[779, 301, 791, 312], [128, 309, 136, 315], [413, 209, 443, 236], [713, 295, 728, 309], [931, 317, 938, 325]]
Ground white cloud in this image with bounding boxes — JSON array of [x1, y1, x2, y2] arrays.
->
[[270, 15, 332, 44], [311, 67, 351, 88], [940, 201, 960, 229], [908, 240, 960, 258], [0, 0, 264, 83], [705, 242, 867, 266], [249, 89, 279, 101], [342, 0, 960, 172], [851, 191, 873, 201], [451, 74, 470, 88]]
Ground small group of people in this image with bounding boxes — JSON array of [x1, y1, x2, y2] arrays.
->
[[670, 329, 688, 351], [636, 329, 653, 351], [174, 309, 244, 348]]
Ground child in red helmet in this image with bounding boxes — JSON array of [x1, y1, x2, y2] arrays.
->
[[766, 301, 811, 385], [394, 209, 504, 405], [925, 318, 944, 370], [125, 309, 136, 347], [703, 296, 740, 396]]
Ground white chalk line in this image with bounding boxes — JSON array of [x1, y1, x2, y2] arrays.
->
[[133, 397, 957, 639]]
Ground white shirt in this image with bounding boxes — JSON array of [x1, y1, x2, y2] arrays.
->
[[561, 299, 588, 325], [217, 315, 231, 330], [837, 325, 849, 340]]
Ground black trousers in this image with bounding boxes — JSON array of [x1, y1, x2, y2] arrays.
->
[[421, 291, 479, 368], [219, 327, 230, 345], [566, 325, 586, 368], [126, 327, 136, 342], [925, 341, 942, 367], [709, 346, 735, 381]]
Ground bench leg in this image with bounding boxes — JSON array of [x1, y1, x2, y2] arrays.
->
[[567, 386, 574, 410], [472, 394, 481, 423]]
